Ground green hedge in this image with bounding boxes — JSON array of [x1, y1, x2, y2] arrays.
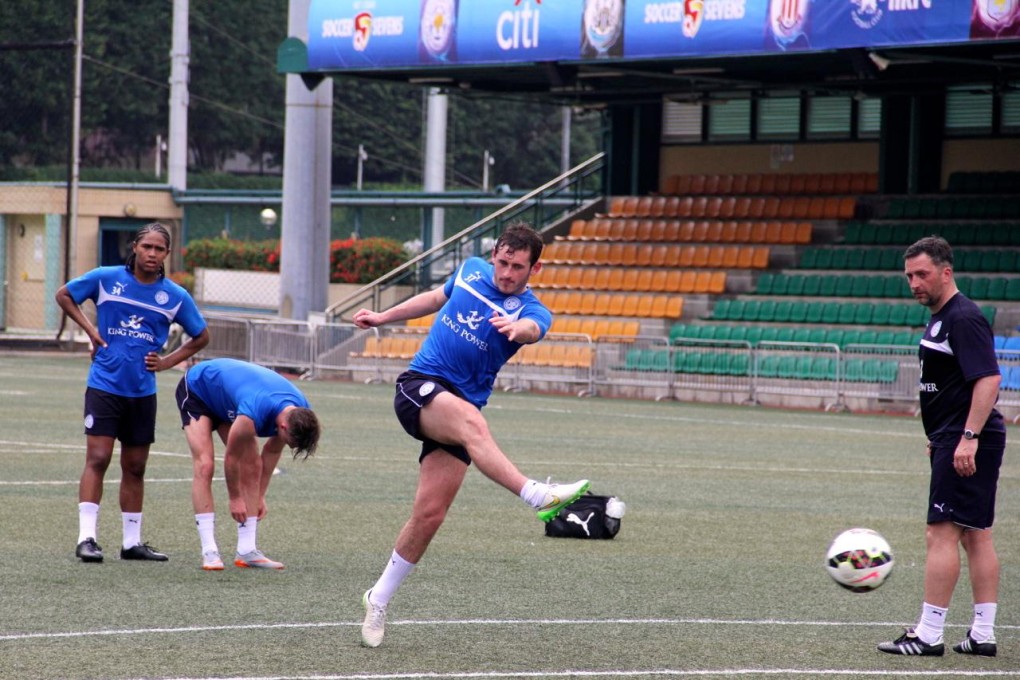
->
[[182, 237, 409, 284]]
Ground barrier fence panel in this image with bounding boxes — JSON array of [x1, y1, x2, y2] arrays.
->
[[311, 322, 369, 380], [669, 338, 754, 403], [996, 348, 1020, 418], [594, 334, 673, 401], [499, 332, 595, 396], [752, 342, 843, 410], [194, 313, 253, 362], [250, 320, 315, 375], [841, 343, 918, 407]]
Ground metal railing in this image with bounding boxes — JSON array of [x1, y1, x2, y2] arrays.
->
[[321, 152, 605, 324]]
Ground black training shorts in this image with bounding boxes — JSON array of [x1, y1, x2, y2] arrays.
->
[[927, 435, 1004, 530], [83, 387, 157, 445], [394, 371, 471, 465]]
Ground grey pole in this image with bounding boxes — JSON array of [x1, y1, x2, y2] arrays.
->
[[280, 0, 333, 320], [168, 0, 189, 191], [423, 87, 447, 280]]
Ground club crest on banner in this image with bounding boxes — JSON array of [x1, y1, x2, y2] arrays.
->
[[769, 0, 808, 46], [975, 0, 1019, 30]]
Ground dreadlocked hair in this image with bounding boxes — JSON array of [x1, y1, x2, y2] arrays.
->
[[124, 222, 172, 279]]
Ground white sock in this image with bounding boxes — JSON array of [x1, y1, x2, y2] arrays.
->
[[122, 512, 142, 549], [519, 479, 548, 508], [236, 517, 258, 555], [78, 502, 99, 543], [195, 512, 217, 554], [915, 602, 948, 644], [369, 550, 416, 607], [971, 602, 997, 642]]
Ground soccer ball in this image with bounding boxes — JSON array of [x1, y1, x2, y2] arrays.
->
[[825, 528, 894, 592]]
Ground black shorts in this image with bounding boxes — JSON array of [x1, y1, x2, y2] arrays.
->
[[394, 371, 471, 466], [174, 375, 224, 429], [83, 387, 157, 445], [928, 435, 1005, 530]]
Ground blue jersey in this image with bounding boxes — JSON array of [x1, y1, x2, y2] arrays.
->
[[918, 292, 1004, 443], [186, 358, 310, 437], [66, 266, 207, 397], [409, 257, 552, 408]]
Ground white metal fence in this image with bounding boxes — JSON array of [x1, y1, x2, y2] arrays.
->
[[188, 315, 1020, 418]]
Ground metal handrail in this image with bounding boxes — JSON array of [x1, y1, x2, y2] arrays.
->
[[322, 152, 605, 323]]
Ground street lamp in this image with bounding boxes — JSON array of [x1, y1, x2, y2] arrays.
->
[[482, 149, 495, 192], [260, 207, 278, 228]]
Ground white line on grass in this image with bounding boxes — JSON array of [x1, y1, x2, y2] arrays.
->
[[4, 616, 1020, 642], [135, 671, 1020, 680]]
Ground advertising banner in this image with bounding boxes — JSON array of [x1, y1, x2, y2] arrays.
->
[[625, 1, 770, 58], [305, 0, 1018, 71], [765, 0, 972, 52]]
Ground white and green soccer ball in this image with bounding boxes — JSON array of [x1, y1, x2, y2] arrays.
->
[[825, 528, 894, 593]]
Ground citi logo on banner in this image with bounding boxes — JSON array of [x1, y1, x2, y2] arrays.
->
[[499, 0, 542, 51]]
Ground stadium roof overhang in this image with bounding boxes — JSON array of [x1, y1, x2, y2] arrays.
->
[[279, 39, 1020, 108]]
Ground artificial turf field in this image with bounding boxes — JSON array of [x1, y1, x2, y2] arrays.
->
[[1, 352, 1018, 680]]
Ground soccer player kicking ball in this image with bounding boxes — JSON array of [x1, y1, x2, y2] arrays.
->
[[175, 358, 321, 571], [352, 222, 590, 647]]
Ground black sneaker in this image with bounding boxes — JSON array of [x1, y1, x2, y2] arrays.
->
[[75, 538, 104, 563], [953, 630, 997, 657], [120, 543, 168, 561], [877, 628, 945, 656]]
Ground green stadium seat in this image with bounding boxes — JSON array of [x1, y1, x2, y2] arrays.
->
[[741, 300, 761, 321], [871, 303, 891, 325], [845, 249, 865, 270], [682, 352, 705, 374], [786, 275, 805, 296], [794, 356, 814, 379], [860, 249, 883, 270], [672, 350, 686, 372], [820, 330, 844, 348], [757, 354, 780, 378], [986, 277, 1006, 300], [834, 276, 854, 297], [851, 275, 871, 297], [843, 222, 863, 244], [997, 251, 1017, 272], [811, 356, 837, 381], [799, 248, 819, 269], [788, 301, 809, 323], [854, 303, 875, 324], [887, 304, 908, 326], [905, 305, 929, 327], [830, 249, 850, 270], [1006, 278, 1020, 301], [759, 326, 780, 343], [956, 276, 973, 297], [806, 328, 827, 344], [791, 327, 812, 343], [729, 326, 748, 343], [818, 275, 837, 297], [844, 359, 864, 382], [857, 330, 878, 345], [774, 327, 795, 342], [745, 327, 764, 346], [712, 326, 732, 341], [867, 276, 887, 298], [841, 330, 861, 347], [771, 274, 790, 295], [729, 353, 751, 376], [821, 302, 841, 324], [879, 361, 899, 383], [884, 276, 909, 298], [982, 305, 997, 326], [757, 300, 777, 323], [861, 360, 881, 382], [838, 303, 858, 324], [892, 331, 913, 345], [756, 273, 775, 295], [625, 348, 645, 370], [980, 251, 1000, 273], [773, 301, 793, 323], [874, 331, 895, 345], [805, 301, 824, 323], [814, 249, 834, 269], [778, 355, 798, 379], [802, 275, 822, 296]]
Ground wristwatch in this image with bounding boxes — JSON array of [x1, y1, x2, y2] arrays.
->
[[963, 429, 980, 440]]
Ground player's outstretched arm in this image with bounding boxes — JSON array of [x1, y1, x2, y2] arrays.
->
[[353, 287, 447, 329]]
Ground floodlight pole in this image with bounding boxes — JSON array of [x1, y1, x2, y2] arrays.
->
[[168, 0, 189, 191]]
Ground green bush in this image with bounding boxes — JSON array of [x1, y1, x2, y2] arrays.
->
[[182, 236, 408, 284]]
